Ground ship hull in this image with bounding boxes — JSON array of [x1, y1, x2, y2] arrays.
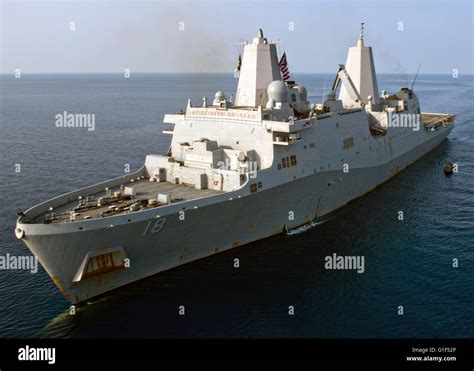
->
[[20, 124, 452, 304]]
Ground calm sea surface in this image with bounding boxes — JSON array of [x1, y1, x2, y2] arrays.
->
[[0, 73, 472, 338]]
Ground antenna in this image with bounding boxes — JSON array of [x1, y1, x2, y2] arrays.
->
[[357, 22, 365, 47], [410, 64, 422, 90], [359, 22, 365, 41]]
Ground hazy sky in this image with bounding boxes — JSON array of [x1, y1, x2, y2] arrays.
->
[[1, 0, 472, 74]]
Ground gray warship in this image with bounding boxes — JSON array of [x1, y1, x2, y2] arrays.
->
[[15, 26, 455, 304]]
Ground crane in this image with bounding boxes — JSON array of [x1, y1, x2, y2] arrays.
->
[[331, 64, 362, 105]]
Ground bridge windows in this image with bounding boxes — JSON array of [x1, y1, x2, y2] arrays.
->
[[279, 155, 298, 169], [342, 137, 354, 149], [290, 155, 297, 166], [250, 181, 264, 193]]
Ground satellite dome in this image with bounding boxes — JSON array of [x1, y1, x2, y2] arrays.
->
[[294, 85, 308, 101], [267, 80, 288, 102], [214, 91, 226, 101], [266, 98, 276, 109]]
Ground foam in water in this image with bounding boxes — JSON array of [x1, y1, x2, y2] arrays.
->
[[286, 218, 330, 236]]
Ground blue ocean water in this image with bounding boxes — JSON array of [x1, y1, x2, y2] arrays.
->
[[0, 73, 472, 338]]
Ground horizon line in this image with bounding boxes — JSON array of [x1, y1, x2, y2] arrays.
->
[[1, 72, 471, 76]]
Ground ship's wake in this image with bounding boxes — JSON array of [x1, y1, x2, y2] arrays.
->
[[286, 218, 331, 236]]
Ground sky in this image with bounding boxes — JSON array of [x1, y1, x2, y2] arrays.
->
[[0, 0, 472, 74]]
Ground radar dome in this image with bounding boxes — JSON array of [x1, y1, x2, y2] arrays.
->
[[294, 85, 308, 101], [267, 81, 288, 103], [214, 91, 226, 101], [266, 98, 276, 109]]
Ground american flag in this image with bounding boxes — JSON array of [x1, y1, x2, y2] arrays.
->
[[278, 52, 291, 81]]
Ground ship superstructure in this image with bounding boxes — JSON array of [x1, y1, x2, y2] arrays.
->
[[15, 26, 455, 304]]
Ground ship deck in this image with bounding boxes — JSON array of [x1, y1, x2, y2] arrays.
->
[[36, 178, 222, 224], [421, 113, 455, 129]]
